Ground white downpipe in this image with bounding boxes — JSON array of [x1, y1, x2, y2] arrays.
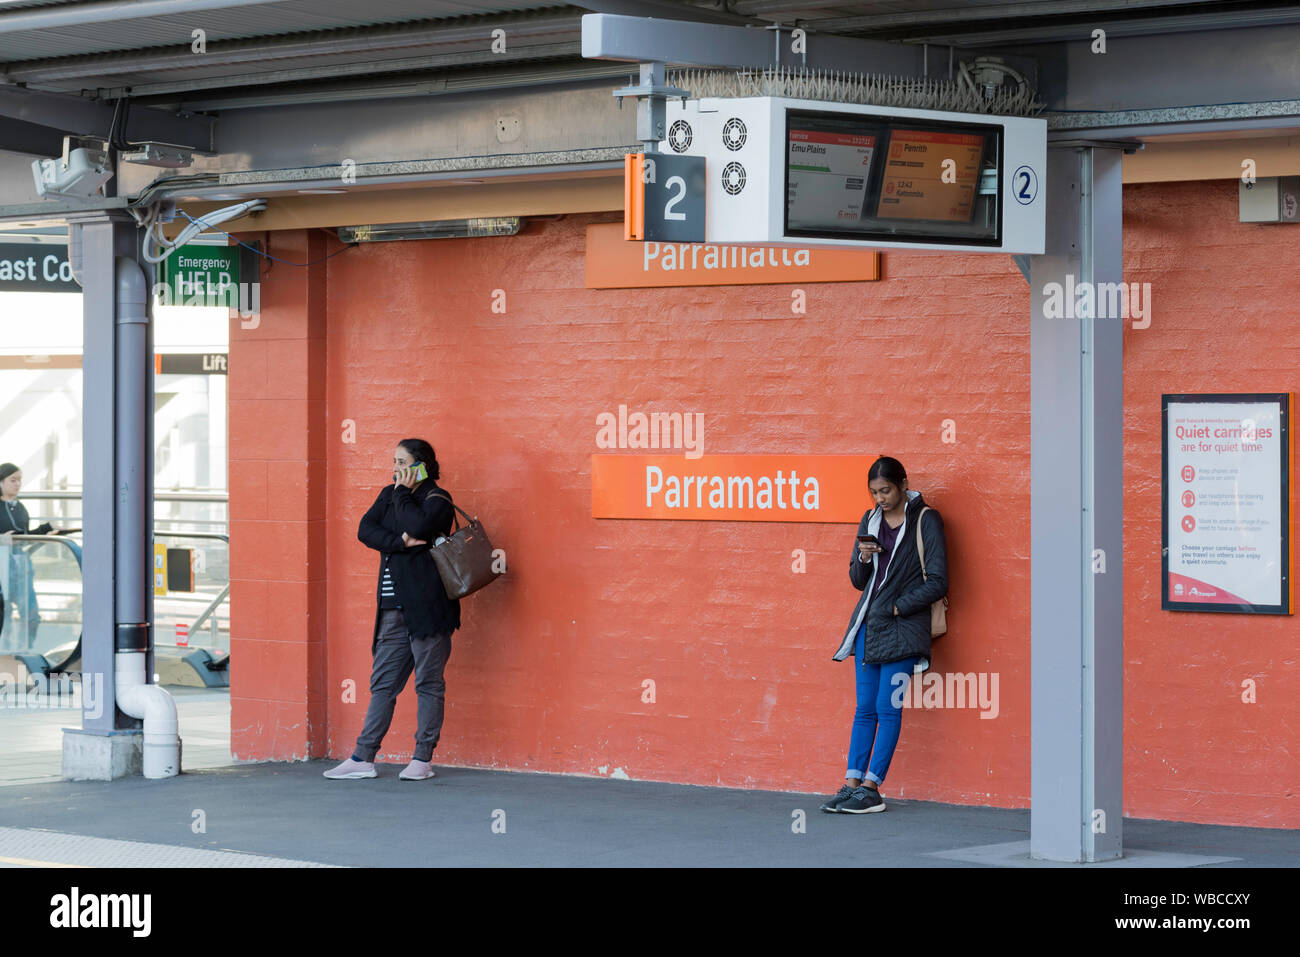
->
[[115, 652, 180, 779]]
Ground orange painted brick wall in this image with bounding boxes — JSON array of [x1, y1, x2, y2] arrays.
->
[[1121, 181, 1299, 828], [319, 212, 1030, 808], [228, 230, 329, 759], [228, 181, 1299, 828]]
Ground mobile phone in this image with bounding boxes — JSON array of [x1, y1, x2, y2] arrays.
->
[[857, 534, 880, 546], [393, 462, 429, 483]]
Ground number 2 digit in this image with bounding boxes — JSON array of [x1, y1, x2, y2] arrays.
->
[[664, 175, 687, 221]]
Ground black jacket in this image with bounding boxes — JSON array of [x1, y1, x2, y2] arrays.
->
[[833, 489, 947, 671], [0, 499, 51, 537], [357, 480, 460, 643]]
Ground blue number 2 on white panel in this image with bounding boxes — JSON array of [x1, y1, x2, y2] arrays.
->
[[1012, 165, 1039, 205]]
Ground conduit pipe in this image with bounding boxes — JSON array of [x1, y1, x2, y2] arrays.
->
[[114, 255, 179, 779]]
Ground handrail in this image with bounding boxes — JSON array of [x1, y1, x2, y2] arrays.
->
[[1, 533, 84, 556], [18, 490, 229, 503], [153, 531, 229, 544]]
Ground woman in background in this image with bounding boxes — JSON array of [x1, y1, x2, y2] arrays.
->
[[0, 463, 52, 647]]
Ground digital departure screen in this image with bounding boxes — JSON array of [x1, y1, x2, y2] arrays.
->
[[785, 109, 1002, 246], [875, 129, 985, 222], [786, 128, 878, 230]]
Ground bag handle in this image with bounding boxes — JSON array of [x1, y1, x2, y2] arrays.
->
[[425, 491, 474, 532], [916, 506, 930, 582]]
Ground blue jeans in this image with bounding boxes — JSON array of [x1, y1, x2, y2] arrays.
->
[[846, 621, 922, 786]]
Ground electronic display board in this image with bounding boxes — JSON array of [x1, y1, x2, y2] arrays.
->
[[651, 95, 1045, 254], [783, 110, 1001, 245]]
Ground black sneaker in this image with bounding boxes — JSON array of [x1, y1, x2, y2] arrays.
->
[[837, 785, 887, 814], [819, 784, 856, 813]]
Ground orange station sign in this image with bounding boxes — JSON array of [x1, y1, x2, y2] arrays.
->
[[584, 223, 880, 289], [591, 454, 878, 523]]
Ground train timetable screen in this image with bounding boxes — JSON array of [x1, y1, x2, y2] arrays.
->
[[875, 129, 986, 222], [786, 127, 877, 230]]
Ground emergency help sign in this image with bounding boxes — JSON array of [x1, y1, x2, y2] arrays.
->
[[1162, 393, 1293, 614], [156, 245, 239, 306]]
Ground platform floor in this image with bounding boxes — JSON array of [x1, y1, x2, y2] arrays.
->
[[0, 688, 1295, 868]]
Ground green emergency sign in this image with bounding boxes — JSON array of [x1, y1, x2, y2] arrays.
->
[[156, 245, 239, 307]]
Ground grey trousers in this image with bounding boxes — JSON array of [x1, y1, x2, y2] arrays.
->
[[354, 608, 453, 763]]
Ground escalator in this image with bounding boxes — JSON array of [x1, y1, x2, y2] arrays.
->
[[0, 532, 229, 690]]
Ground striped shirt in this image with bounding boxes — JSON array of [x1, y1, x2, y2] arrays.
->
[[379, 555, 401, 609]]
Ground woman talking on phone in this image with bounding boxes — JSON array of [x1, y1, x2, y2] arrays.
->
[[820, 456, 948, 814], [325, 438, 460, 781]]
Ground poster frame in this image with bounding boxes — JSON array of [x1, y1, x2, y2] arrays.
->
[[1161, 391, 1293, 614]]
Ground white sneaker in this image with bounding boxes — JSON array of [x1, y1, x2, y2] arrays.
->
[[323, 758, 376, 779], [399, 759, 436, 781]]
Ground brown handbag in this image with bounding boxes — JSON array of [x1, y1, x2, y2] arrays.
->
[[916, 506, 948, 638], [425, 492, 502, 599]]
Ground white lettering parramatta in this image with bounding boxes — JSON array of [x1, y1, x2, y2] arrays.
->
[[592, 453, 875, 523]]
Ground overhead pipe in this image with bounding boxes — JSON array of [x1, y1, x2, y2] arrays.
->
[[114, 255, 179, 779]]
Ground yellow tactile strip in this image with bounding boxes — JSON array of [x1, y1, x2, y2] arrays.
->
[[0, 827, 340, 868]]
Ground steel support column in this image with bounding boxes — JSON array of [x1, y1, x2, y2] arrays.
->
[[67, 211, 154, 734], [1028, 146, 1125, 861]]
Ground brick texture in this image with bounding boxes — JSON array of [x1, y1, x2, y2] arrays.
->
[[226, 193, 1299, 828]]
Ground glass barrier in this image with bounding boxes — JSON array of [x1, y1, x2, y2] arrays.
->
[[0, 524, 230, 669], [0, 535, 83, 659], [153, 531, 230, 653]]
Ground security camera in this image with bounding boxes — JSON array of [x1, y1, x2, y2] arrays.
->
[[31, 136, 113, 200]]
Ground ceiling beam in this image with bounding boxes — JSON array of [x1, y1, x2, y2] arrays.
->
[[581, 12, 922, 72], [0, 86, 214, 151], [0, 116, 67, 156]]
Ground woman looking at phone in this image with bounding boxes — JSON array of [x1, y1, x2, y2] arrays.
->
[[820, 456, 948, 814], [324, 438, 460, 781]]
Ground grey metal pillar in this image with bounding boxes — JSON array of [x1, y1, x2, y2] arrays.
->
[[1028, 146, 1125, 862], [67, 211, 151, 734]]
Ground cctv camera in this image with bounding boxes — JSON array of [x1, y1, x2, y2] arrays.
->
[[32, 139, 113, 200]]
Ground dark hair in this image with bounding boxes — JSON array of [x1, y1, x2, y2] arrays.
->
[[868, 456, 907, 487], [397, 438, 439, 481], [0, 463, 17, 482]]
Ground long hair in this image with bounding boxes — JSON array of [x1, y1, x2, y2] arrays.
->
[[397, 438, 440, 481]]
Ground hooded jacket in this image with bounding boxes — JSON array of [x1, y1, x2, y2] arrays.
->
[[833, 489, 947, 671], [357, 480, 460, 646]]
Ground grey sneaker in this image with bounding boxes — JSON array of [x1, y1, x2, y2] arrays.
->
[[323, 758, 376, 779], [399, 759, 436, 781], [820, 784, 856, 813], [838, 785, 886, 814]]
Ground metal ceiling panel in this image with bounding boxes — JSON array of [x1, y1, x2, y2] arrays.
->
[[0, 0, 575, 61], [6, 11, 585, 95]]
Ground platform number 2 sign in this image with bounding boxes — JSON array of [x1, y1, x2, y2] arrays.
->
[[626, 153, 706, 243]]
